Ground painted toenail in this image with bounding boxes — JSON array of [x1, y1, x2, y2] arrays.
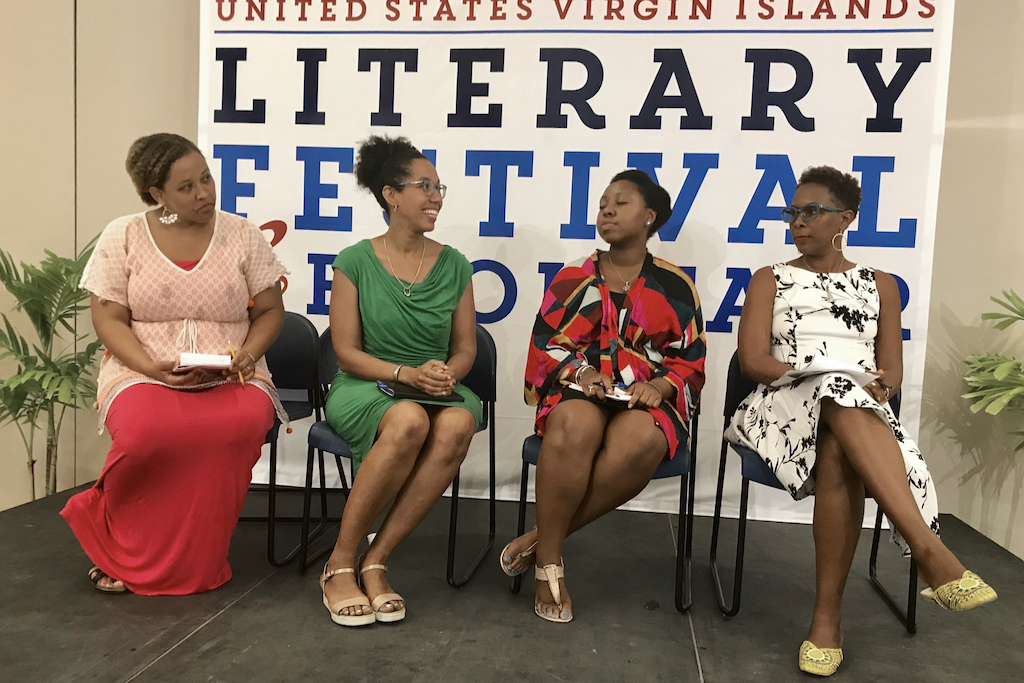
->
[[562, 612, 569, 618]]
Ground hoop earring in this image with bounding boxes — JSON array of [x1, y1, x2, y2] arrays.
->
[[832, 232, 843, 251], [159, 206, 178, 225]]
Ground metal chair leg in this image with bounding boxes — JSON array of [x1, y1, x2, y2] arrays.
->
[[675, 466, 695, 612], [868, 507, 918, 634], [511, 458, 531, 595], [446, 417, 498, 588], [710, 441, 748, 616]]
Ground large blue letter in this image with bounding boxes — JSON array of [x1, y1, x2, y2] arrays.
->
[[629, 49, 713, 130], [307, 253, 336, 316], [448, 48, 504, 128], [848, 48, 932, 133], [214, 47, 266, 124], [357, 48, 418, 126], [538, 262, 564, 293], [627, 152, 719, 241], [536, 48, 606, 130], [465, 150, 534, 237], [741, 49, 815, 132], [213, 144, 269, 216], [728, 155, 796, 244], [295, 147, 354, 232], [296, 48, 327, 125], [848, 156, 916, 248], [891, 272, 911, 341], [707, 268, 752, 333], [560, 152, 600, 239], [473, 260, 517, 324]]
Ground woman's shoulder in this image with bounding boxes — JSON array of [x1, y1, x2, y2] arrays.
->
[[96, 211, 148, 246], [649, 255, 694, 284], [214, 210, 261, 237]]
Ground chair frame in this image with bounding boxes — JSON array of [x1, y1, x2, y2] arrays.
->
[[297, 324, 497, 588], [510, 409, 700, 613], [709, 351, 918, 633]]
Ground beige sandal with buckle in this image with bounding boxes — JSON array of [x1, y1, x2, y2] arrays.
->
[[535, 562, 572, 623], [320, 564, 375, 627], [359, 563, 406, 623]]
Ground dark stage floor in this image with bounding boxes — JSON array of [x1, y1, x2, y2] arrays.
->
[[1, 486, 1020, 683]]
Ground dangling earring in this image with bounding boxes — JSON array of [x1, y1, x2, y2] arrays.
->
[[159, 206, 178, 225], [832, 232, 843, 251]]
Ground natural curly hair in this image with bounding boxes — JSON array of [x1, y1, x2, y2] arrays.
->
[[125, 133, 203, 206], [610, 169, 673, 238], [797, 166, 862, 218], [353, 135, 427, 214]]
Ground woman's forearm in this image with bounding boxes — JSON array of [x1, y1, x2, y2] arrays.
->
[[94, 317, 158, 378], [445, 349, 476, 383], [241, 307, 284, 361], [739, 351, 792, 387]]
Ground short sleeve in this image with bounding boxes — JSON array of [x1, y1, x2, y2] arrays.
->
[[332, 241, 366, 288], [79, 216, 131, 307], [446, 247, 473, 295], [241, 222, 289, 297]]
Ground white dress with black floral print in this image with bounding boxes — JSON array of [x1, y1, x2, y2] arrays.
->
[[724, 263, 938, 554]]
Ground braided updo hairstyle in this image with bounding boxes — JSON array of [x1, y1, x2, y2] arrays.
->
[[353, 135, 427, 214], [610, 169, 673, 238], [125, 133, 203, 206]]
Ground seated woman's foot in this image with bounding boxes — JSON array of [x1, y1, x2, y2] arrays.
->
[[320, 560, 375, 627], [358, 556, 406, 622], [535, 563, 572, 623], [806, 618, 842, 650], [88, 566, 127, 593], [500, 527, 538, 576]]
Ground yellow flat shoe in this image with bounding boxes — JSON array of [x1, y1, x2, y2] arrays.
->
[[799, 640, 843, 677], [921, 570, 997, 611]]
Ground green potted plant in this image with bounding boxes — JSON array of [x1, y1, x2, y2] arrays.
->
[[0, 239, 102, 500], [963, 290, 1024, 451]]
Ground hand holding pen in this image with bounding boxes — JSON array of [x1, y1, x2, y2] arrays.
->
[[227, 341, 257, 385]]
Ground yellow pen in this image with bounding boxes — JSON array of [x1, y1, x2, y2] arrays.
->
[[227, 341, 245, 385]]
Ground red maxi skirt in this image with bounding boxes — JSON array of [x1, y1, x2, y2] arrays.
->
[[61, 383, 274, 595]]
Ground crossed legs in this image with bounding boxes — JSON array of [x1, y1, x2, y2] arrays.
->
[[808, 400, 966, 647], [523, 400, 669, 619], [322, 402, 477, 618]]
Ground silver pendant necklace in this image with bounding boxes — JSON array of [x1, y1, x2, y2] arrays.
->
[[606, 252, 645, 292], [383, 236, 426, 297]]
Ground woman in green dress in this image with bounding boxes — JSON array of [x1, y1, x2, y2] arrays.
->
[[318, 136, 482, 627]]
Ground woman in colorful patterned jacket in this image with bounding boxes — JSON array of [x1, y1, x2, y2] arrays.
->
[[501, 169, 706, 623]]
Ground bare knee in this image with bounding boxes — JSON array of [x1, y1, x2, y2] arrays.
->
[[378, 403, 431, 451], [813, 427, 858, 489], [543, 402, 605, 454], [427, 411, 477, 466]]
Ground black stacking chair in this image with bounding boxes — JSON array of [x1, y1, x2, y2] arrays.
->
[[240, 311, 322, 567], [709, 350, 919, 633], [299, 323, 498, 587], [510, 408, 700, 612]]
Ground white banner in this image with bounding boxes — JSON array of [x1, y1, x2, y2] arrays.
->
[[198, 0, 955, 524]]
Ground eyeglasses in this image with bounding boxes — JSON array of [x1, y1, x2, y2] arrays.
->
[[398, 179, 447, 199], [781, 203, 845, 224]]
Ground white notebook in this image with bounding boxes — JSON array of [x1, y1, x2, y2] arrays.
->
[[174, 352, 232, 372], [567, 382, 632, 402]]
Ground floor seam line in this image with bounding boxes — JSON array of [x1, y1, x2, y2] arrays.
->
[[121, 568, 279, 683]]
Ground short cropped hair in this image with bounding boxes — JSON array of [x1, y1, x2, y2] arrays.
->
[[797, 166, 862, 218], [353, 135, 427, 214], [125, 133, 203, 206], [609, 169, 673, 237]]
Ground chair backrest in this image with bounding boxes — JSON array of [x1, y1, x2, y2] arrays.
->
[[724, 351, 759, 420], [264, 311, 319, 394], [317, 327, 339, 390]]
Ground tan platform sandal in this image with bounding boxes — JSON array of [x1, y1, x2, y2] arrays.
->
[[319, 564, 375, 627], [359, 563, 406, 623], [535, 562, 572, 623]]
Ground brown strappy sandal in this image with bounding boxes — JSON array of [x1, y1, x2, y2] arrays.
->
[[88, 566, 127, 594]]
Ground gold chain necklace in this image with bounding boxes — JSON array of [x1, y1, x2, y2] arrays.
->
[[800, 253, 847, 274], [606, 252, 645, 292], [383, 236, 426, 297]]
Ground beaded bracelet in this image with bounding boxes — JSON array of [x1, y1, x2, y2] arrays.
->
[[640, 380, 664, 398]]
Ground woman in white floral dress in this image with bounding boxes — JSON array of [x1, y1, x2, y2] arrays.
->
[[725, 166, 996, 676]]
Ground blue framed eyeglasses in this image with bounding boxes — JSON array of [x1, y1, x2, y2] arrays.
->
[[781, 203, 845, 224], [399, 179, 447, 199]]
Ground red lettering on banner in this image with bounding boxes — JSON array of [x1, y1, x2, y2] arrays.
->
[[435, 0, 457, 19], [553, 0, 573, 19], [605, 0, 625, 19], [347, 0, 366, 19], [691, 0, 711, 20], [410, 0, 429, 20], [736, 0, 746, 19], [918, 0, 934, 18], [465, 0, 482, 20], [247, 0, 266, 20], [846, 0, 868, 18], [276, 0, 286, 20], [260, 220, 288, 247], [386, 0, 400, 20], [491, 0, 507, 19], [584, 0, 595, 19], [296, 0, 312, 21], [758, 0, 775, 19], [812, 0, 836, 19], [785, 0, 802, 19], [517, 0, 532, 19], [635, 0, 657, 20], [217, 0, 237, 20], [321, 0, 336, 21], [883, 0, 907, 18]]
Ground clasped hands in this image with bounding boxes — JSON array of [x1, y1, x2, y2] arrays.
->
[[865, 369, 893, 404], [399, 359, 456, 397], [577, 367, 663, 409]]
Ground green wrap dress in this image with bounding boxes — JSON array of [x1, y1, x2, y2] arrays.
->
[[324, 239, 483, 471]]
